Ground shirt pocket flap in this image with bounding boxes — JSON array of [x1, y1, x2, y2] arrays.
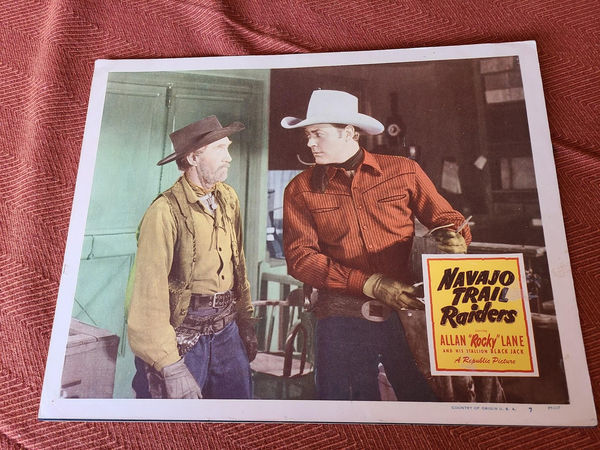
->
[[377, 193, 407, 203], [303, 194, 340, 213]]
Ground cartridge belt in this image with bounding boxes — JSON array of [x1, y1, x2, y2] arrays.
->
[[175, 290, 237, 355]]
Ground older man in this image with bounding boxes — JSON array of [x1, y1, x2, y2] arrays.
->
[[281, 90, 471, 401], [127, 115, 256, 399]]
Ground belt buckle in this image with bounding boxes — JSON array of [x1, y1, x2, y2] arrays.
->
[[212, 290, 232, 308], [361, 300, 391, 322], [211, 291, 225, 308]]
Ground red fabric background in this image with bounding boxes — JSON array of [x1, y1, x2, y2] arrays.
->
[[1, 0, 598, 448]]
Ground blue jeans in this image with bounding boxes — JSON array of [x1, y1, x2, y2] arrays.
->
[[133, 321, 252, 399], [315, 314, 436, 401]]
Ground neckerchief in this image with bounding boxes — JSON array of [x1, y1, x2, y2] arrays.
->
[[310, 148, 364, 193]]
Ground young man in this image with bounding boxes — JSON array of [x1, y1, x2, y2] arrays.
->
[[127, 116, 257, 399], [281, 90, 471, 401]]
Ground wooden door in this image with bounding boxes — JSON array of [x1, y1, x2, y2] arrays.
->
[[74, 80, 169, 398], [71, 72, 266, 398]]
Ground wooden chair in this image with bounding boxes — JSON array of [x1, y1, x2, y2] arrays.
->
[[250, 288, 315, 400]]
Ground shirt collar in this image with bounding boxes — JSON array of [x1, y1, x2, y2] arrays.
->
[[323, 148, 382, 180], [361, 149, 383, 175], [180, 175, 222, 204], [180, 175, 199, 203]]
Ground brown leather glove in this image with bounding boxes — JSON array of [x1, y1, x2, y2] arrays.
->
[[161, 358, 203, 399], [432, 229, 467, 254], [364, 273, 424, 311], [237, 318, 258, 362]]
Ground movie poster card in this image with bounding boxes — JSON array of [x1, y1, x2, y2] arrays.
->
[[38, 41, 596, 426], [424, 254, 538, 377]]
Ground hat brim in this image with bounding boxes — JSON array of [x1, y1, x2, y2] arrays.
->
[[157, 122, 245, 166], [281, 114, 383, 135]]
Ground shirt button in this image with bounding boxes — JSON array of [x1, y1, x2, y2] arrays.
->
[[180, 309, 187, 316], [218, 247, 222, 251], [362, 225, 367, 229], [357, 205, 362, 209], [221, 275, 225, 280]]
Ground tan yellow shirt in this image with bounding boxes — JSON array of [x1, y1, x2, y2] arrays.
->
[[127, 177, 251, 370], [184, 178, 235, 294]]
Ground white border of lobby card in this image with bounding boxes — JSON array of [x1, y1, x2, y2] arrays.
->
[[39, 41, 596, 426]]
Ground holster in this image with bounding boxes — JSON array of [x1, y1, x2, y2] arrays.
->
[[175, 290, 237, 355]]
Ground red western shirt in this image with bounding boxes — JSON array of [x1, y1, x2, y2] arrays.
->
[[283, 150, 472, 296]]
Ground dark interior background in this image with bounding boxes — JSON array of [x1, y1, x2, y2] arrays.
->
[[269, 59, 541, 246]]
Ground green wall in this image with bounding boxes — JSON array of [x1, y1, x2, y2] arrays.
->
[[71, 69, 269, 398]]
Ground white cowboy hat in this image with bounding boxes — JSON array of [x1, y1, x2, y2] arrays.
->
[[280, 89, 384, 135]]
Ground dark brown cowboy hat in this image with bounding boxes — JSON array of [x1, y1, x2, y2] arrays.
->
[[157, 115, 245, 166]]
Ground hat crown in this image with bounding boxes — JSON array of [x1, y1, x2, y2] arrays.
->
[[157, 115, 244, 166], [192, 115, 222, 135], [171, 115, 222, 150], [280, 89, 383, 135], [306, 90, 359, 119]]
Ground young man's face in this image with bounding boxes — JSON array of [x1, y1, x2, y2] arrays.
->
[[304, 124, 354, 165], [189, 137, 232, 187]]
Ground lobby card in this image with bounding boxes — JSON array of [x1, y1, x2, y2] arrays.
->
[[38, 41, 596, 426]]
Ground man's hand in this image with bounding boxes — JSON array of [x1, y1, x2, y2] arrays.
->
[[364, 273, 424, 311], [161, 358, 203, 399], [432, 229, 467, 254], [237, 318, 258, 362]]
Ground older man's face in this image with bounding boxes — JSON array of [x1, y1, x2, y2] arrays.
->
[[304, 124, 353, 165], [191, 137, 232, 188]]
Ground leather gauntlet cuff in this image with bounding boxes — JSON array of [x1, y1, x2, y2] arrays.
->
[[237, 318, 258, 362]]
